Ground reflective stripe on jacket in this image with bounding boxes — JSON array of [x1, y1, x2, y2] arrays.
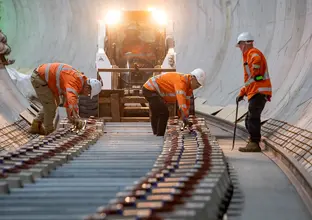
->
[[36, 63, 87, 116], [143, 72, 193, 118], [239, 47, 272, 100]]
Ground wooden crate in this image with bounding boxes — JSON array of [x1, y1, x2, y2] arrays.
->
[[98, 90, 125, 122]]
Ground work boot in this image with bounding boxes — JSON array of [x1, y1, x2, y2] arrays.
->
[[156, 133, 165, 137], [238, 141, 261, 152], [29, 120, 46, 135], [44, 129, 54, 136], [44, 124, 56, 136], [246, 137, 251, 143]]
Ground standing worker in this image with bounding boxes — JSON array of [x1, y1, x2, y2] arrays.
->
[[142, 69, 206, 136], [30, 63, 102, 135], [236, 32, 272, 152]]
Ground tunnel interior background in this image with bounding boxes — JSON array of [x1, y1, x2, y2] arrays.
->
[[1, 0, 312, 129]]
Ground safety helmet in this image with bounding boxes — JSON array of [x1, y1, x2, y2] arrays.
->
[[190, 68, 206, 87], [87, 78, 102, 99], [236, 32, 254, 45]]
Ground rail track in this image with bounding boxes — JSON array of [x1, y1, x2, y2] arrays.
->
[[0, 113, 311, 220]]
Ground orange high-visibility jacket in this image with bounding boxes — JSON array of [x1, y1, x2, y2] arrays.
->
[[239, 47, 272, 100], [36, 63, 87, 116], [143, 72, 193, 118]]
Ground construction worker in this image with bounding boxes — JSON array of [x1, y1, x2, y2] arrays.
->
[[121, 24, 155, 65], [30, 63, 102, 135], [142, 69, 206, 136], [236, 32, 272, 152]]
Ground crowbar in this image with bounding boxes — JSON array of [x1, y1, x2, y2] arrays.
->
[[231, 102, 239, 151]]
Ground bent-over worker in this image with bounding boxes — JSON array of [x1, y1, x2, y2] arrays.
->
[[30, 63, 102, 135], [142, 69, 206, 136], [236, 32, 272, 152]]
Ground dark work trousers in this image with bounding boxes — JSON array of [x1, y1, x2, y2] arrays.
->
[[142, 87, 169, 136], [245, 93, 267, 143]]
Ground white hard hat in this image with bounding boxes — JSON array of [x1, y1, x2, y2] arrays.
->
[[87, 78, 102, 99], [236, 32, 254, 44], [190, 68, 206, 87]]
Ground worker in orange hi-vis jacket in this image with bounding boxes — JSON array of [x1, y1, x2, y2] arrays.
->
[[235, 32, 272, 152], [30, 63, 102, 135], [120, 23, 155, 67], [142, 69, 206, 136]]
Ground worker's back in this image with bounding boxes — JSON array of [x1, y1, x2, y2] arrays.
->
[[36, 63, 86, 97], [154, 72, 186, 91], [144, 72, 193, 104]]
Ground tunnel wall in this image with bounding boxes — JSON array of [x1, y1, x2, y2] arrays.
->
[[1, 0, 312, 129]]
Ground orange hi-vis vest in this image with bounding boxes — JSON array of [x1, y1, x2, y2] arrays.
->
[[143, 72, 193, 118], [239, 47, 272, 100], [36, 63, 87, 116]]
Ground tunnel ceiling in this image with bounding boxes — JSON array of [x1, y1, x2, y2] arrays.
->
[[1, 0, 312, 129]]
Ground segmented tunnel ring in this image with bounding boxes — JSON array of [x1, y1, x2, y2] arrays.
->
[[0, 117, 236, 220]]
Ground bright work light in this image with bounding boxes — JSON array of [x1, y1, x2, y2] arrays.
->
[[105, 10, 121, 25], [151, 9, 168, 25]]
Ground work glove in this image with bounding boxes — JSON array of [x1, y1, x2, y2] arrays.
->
[[69, 110, 84, 130], [73, 118, 85, 130], [183, 117, 193, 128], [236, 96, 244, 104]]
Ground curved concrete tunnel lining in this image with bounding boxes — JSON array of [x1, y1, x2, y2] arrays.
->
[[2, 0, 100, 77], [174, 0, 312, 129], [0, 67, 30, 127], [0, 0, 312, 129], [172, 0, 238, 105], [0, 0, 311, 218]]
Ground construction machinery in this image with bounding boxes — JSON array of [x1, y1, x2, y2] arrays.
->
[[79, 8, 179, 122]]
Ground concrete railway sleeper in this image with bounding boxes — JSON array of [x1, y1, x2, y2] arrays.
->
[[85, 117, 233, 220], [0, 125, 103, 192], [0, 117, 234, 220]]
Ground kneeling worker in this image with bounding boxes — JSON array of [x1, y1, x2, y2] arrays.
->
[[30, 63, 102, 135], [142, 69, 206, 136]]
